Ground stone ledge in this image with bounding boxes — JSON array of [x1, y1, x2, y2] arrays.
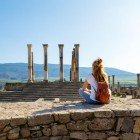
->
[[0, 96, 140, 139]]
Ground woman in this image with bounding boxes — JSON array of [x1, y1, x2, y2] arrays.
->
[[79, 58, 111, 104]]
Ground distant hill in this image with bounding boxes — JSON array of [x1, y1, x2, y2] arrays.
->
[[0, 63, 136, 82]]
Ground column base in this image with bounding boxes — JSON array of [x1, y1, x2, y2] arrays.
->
[[28, 80, 33, 83], [43, 79, 48, 83]]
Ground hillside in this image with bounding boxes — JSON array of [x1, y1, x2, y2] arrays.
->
[[0, 63, 136, 82]]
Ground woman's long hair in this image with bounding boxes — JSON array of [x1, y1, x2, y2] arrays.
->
[[92, 58, 108, 83]]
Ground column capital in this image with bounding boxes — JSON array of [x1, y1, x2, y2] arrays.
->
[[74, 44, 80, 48], [43, 44, 48, 48], [58, 44, 64, 48], [27, 44, 32, 48]]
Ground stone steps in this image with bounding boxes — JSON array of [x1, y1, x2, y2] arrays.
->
[[0, 82, 83, 102]]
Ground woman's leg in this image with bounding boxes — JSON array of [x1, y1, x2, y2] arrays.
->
[[78, 88, 97, 104]]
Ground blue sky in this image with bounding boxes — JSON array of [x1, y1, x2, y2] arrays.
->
[[0, 0, 140, 73]]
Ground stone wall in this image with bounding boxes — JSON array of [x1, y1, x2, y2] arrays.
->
[[0, 110, 140, 140], [4, 83, 26, 91]]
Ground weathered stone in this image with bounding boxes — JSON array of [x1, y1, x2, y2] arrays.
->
[[28, 114, 54, 126], [3, 125, 12, 132], [71, 111, 93, 121], [42, 127, 51, 136], [30, 131, 42, 138], [107, 136, 120, 140], [121, 117, 134, 132], [88, 118, 116, 131], [93, 110, 114, 118], [88, 132, 107, 139], [0, 133, 7, 140], [33, 136, 50, 140], [21, 128, 30, 138], [10, 117, 27, 127], [67, 120, 88, 131], [50, 136, 62, 140], [121, 133, 140, 140], [112, 110, 130, 117], [116, 118, 124, 131], [116, 117, 134, 132], [70, 132, 88, 140], [54, 112, 70, 123], [0, 119, 10, 131], [131, 110, 140, 116], [7, 127, 20, 140], [29, 126, 41, 131], [51, 125, 68, 136], [133, 117, 140, 133], [62, 136, 70, 140]]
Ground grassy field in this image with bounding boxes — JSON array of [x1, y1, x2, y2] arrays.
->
[[0, 75, 137, 89]]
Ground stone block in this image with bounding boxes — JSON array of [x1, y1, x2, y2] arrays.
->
[[93, 110, 114, 118], [7, 127, 20, 140], [3, 125, 12, 132], [67, 120, 88, 131], [0, 119, 10, 131], [112, 110, 130, 117], [21, 127, 30, 138], [28, 114, 54, 126], [0, 133, 7, 140], [71, 111, 93, 121], [50, 136, 62, 140], [54, 112, 70, 123], [116, 117, 134, 133], [121, 133, 140, 140], [88, 118, 116, 131], [133, 117, 140, 133], [33, 136, 50, 140], [10, 117, 27, 127], [51, 124, 68, 136], [70, 131, 88, 140], [42, 127, 51, 136], [107, 136, 120, 140], [88, 132, 107, 139], [30, 131, 42, 138], [121, 117, 134, 132]]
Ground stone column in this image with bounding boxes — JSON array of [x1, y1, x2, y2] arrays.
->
[[108, 75, 110, 88], [137, 73, 140, 88], [75, 44, 80, 82], [59, 44, 64, 82], [27, 44, 33, 83], [32, 52, 34, 82], [43, 44, 48, 82], [112, 75, 115, 91], [71, 48, 76, 82], [117, 82, 120, 93]]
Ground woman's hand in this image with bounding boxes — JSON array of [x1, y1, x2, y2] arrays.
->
[[82, 80, 90, 93]]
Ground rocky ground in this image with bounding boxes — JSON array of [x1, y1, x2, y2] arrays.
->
[[0, 95, 140, 119]]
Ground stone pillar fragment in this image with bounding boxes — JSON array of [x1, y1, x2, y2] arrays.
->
[[59, 44, 64, 82], [27, 44, 33, 83], [32, 52, 34, 82], [75, 44, 80, 82], [117, 82, 120, 93], [108, 75, 110, 88], [112, 75, 115, 91], [43, 44, 48, 82], [71, 48, 76, 82], [137, 73, 140, 88]]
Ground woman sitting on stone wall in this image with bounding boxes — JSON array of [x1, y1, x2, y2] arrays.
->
[[79, 57, 111, 104]]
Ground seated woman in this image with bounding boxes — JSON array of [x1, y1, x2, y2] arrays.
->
[[79, 58, 111, 104]]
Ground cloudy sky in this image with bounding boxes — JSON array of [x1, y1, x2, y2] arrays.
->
[[0, 0, 140, 73]]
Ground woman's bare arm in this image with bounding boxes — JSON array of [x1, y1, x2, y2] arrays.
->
[[82, 80, 90, 92]]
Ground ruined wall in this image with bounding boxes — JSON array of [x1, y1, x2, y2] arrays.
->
[[0, 110, 140, 140], [4, 83, 26, 91]]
